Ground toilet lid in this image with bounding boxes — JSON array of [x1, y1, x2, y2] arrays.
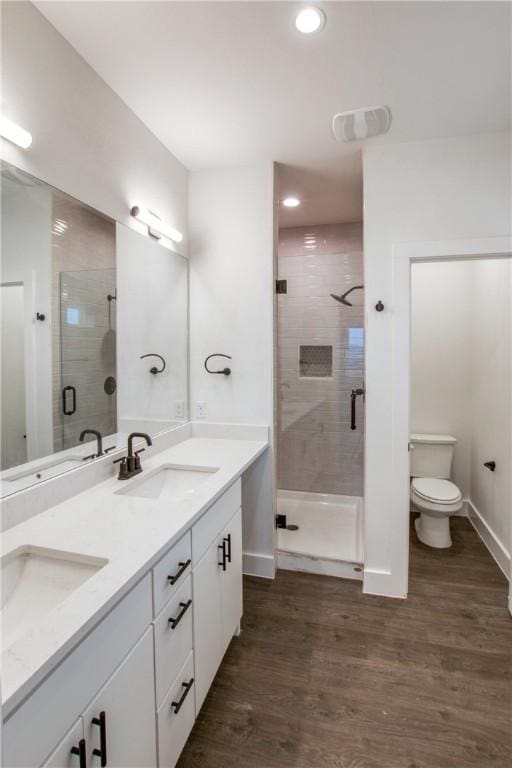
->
[[412, 477, 462, 504]]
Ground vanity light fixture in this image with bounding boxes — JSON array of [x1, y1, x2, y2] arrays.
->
[[295, 6, 326, 34], [0, 116, 33, 149], [282, 197, 301, 208], [130, 206, 183, 243]]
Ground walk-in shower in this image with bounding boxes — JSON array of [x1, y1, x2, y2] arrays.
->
[[276, 223, 365, 579]]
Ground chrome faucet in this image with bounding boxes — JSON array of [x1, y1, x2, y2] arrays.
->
[[114, 432, 153, 480]]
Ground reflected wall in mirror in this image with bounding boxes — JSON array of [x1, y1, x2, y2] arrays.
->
[[116, 224, 188, 436], [0, 161, 189, 498]]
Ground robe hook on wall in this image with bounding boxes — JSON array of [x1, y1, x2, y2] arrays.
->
[[140, 353, 166, 374], [204, 353, 232, 376]]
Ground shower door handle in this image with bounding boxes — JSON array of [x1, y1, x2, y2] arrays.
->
[[350, 388, 364, 431], [62, 385, 77, 416]]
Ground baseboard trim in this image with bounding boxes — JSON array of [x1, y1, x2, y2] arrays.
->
[[243, 551, 275, 579], [277, 551, 363, 581], [466, 500, 510, 580], [363, 568, 407, 599], [453, 500, 469, 517]]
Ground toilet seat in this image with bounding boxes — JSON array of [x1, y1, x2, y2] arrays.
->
[[411, 477, 462, 504]]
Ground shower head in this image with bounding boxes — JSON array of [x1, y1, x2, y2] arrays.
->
[[331, 293, 353, 306], [331, 285, 364, 307]]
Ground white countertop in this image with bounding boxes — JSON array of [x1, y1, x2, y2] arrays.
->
[[1, 435, 268, 716]]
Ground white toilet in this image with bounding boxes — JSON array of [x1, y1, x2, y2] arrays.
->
[[410, 433, 463, 548]]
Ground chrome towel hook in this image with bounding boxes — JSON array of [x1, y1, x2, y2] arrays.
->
[[205, 353, 232, 376], [140, 353, 166, 374]]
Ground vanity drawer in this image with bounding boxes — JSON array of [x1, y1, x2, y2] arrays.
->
[[154, 575, 193, 707], [152, 531, 192, 616], [157, 652, 195, 768], [192, 479, 241, 564]]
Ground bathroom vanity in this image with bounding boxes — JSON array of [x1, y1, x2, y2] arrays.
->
[[1, 433, 268, 768]]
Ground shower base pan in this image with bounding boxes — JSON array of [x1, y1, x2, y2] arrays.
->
[[276, 489, 364, 580]]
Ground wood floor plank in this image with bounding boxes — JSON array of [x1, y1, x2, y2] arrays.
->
[[177, 516, 512, 768]]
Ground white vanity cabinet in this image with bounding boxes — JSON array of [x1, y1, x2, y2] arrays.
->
[[82, 628, 156, 768], [2, 478, 244, 768], [42, 630, 156, 768], [192, 480, 243, 714], [43, 721, 84, 768]]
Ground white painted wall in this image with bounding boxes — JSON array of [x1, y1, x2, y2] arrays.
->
[[469, 258, 511, 569], [116, 224, 188, 427], [1, 1, 188, 252], [189, 164, 275, 576], [1, 286, 27, 469], [411, 261, 473, 496], [0, 177, 53, 460], [411, 258, 511, 576], [363, 131, 511, 598]]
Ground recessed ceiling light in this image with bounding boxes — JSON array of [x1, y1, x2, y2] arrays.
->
[[295, 6, 326, 35], [282, 197, 301, 208]]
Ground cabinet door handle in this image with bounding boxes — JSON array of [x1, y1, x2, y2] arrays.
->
[[218, 540, 227, 571], [92, 711, 107, 767], [167, 559, 191, 585], [168, 599, 192, 629], [171, 678, 194, 714], [70, 738, 87, 768], [224, 533, 232, 564]]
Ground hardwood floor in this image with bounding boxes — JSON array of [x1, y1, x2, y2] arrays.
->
[[177, 516, 512, 768]]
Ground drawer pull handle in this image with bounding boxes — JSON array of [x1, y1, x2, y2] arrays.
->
[[218, 540, 227, 571], [70, 738, 87, 768], [168, 559, 191, 585], [224, 533, 232, 563], [92, 710, 107, 767], [168, 599, 192, 629], [171, 678, 194, 714]]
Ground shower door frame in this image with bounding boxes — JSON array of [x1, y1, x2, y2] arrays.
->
[[388, 235, 512, 611]]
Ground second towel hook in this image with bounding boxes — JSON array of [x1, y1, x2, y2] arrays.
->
[[140, 353, 166, 375], [205, 353, 232, 376]]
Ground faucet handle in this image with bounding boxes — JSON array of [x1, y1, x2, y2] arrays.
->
[[113, 455, 130, 480], [134, 448, 146, 471]]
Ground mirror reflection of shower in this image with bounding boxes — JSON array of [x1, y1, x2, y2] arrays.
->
[[331, 285, 364, 306]]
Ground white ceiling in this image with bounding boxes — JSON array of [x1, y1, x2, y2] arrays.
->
[[35, 1, 510, 226]]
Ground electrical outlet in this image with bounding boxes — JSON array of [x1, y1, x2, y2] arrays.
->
[[175, 400, 185, 419], [196, 401, 207, 419]]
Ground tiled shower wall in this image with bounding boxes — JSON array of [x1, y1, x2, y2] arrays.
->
[[277, 222, 364, 497], [51, 194, 116, 451]]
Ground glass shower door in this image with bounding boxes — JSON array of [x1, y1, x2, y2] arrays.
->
[[58, 268, 117, 450]]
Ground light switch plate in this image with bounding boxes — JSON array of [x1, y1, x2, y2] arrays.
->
[[196, 401, 207, 418]]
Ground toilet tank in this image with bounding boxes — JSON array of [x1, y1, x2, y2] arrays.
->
[[410, 433, 456, 478]]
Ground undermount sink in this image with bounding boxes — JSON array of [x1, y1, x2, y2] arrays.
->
[[1, 546, 108, 651], [4, 455, 85, 482], [116, 464, 219, 502]]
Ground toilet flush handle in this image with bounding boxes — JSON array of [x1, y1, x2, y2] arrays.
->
[[483, 460, 496, 472]]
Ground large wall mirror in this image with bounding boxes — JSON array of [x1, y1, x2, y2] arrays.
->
[[0, 161, 188, 497]]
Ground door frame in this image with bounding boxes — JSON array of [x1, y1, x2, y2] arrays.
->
[[390, 236, 512, 610]]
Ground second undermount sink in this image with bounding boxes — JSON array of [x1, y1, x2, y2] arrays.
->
[[1, 546, 108, 651], [116, 464, 219, 502]]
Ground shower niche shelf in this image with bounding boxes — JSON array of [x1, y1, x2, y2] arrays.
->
[[299, 345, 333, 378]]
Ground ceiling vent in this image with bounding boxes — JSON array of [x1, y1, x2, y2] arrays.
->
[[332, 106, 392, 142]]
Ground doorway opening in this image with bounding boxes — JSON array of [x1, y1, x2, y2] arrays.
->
[[408, 254, 511, 606]]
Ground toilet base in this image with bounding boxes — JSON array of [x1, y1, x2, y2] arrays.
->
[[414, 513, 452, 548]]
